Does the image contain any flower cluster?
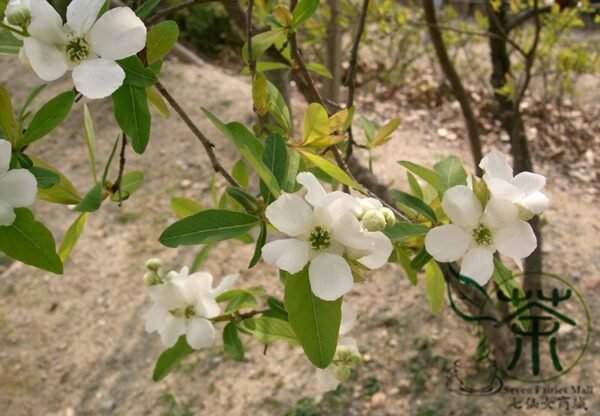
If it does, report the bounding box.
[144,259,238,350]
[13,0,146,99]
[262,172,393,301]
[0,139,37,226]
[315,302,361,390]
[425,150,549,285]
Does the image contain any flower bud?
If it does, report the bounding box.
[6,4,30,27]
[145,258,163,271]
[164,270,179,281]
[380,207,396,228]
[333,365,351,383]
[143,271,162,286]
[361,209,386,232]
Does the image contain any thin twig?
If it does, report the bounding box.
[506,5,552,32]
[247,0,256,76]
[111,132,128,206]
[515,0,542,106]
[154,81,240,187]
[146,0,219,25]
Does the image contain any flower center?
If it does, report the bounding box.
[472,223,493,247]
[65,36,90,63]
[309,226,331,251]
[170,305,196,319]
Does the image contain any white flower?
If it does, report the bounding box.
[425,185,537,285]
[145,267,238,350]
[22,0,146,99]
[262,172,392,301]
[479,149,550,219]
[0,140,37,226]
[316,302,361,390]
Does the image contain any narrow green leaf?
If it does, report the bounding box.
[146,85,170,118]
[383,222,429,242]
[240,317,298,345]
[406,171,423,199]
[266,81,292,133]
[21,90,75,146]
[118,56,157,88]
[83,103,97,182]
[390,245,418,285]
[135,0,161,19]
[306,62,333,78]
[0,208,62,273]
[398,161,443,193]
[390,189,437,223]
[248,222,267,268]
[29,166,59,189]
[410,247,432,270]
[223,322,245,361]
[159,209,260,247]
[112,84,151,154]
[433,155,467,193]
[152,336,194,382]
[0,30,22,55]
[19,83,47,122]
[170,197,203,218]
[0,83,18,143]
[292,0,320,27]
[58,213,89,263]
[30,156,81,204]
[74,182,103,212]
[283,268,341,369]
[260,133,291,203]
[232,159,249,188]
[110,171,144,201]
[424,261,445,315]
[224,291,257,314]
[265,296,288,321]
[298,150,363,191]
[245,29,286,61]
[146,20,179,65]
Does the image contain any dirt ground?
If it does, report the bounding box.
[0,52,598,416]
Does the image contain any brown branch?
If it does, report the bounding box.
[111,132,128,205]
[506,5,552,32]
[515,0,542,106]
[422,0,483,174]
[154,81,240,187]
[246,0,256,76]
[146,0,219,25]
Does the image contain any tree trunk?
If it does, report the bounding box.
[324,0,343,103]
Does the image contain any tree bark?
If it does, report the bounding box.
[324,0,343,103]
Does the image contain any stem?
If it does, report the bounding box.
[146,0,219,24]
[246,0,256,76]
[154,81,240,187]
[0,22,28,37]
[111,133,128,205]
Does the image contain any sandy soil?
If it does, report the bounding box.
[0,54,598,416]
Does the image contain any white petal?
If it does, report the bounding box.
[72,58,125,99]
[512,172,546,195]
[89,7,147,60]
[338,336,359,350]
[0,169,37,207]
[317,191,362,216]
[262,239,309,273]
[212,273,239,296]
[425,224,471,262]
[484,177,523,202]
[339,302,357,335]
[308,253,353,301]
[356,231,392,269]
[495,221,537,261]
[479,149,513,181]
[186,317,216,349]
[297,171,327,206]
[265,193,313,237]
[184,271,213,294]
[519,192,550,216]
[442,185,482,227]
[66,0,104,34]
[0,201,16,226]
[329,212,372,251]
[28,0,66,44]
[359,197,383,212]
[195,295,221,319]
[0,140,11,175]
[481,197,519,230]
[149,281,186,310]
[23,37,68,81]
[158,316,186,348]
[460,247,494,285]
[145,304,169,333]
[316,367,339,391]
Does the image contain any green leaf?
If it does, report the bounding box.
[384,222,429,242]
[245,29,286,61]
[265,296,288,321]
[30,156,81,204]
[248,222,267,268]
[21,90,74,146]
[240,317,298,345]
[135,0,161,19]
[118,56,157,88]
[371,118,400,147]
[266,81,292,133]
[232,159,249,188]
[74,182,103,212]
[170,197,203,218]
[190,243,213,272]
[283,268,341,368]
[112,84,151,154]
[406,171,423,199]
[410,247,432,270]
[398,161,443,193]
[252,72,271,116]
[222,290,258,313]
[260,133,294,203]
[29,166,59,189]
[110,171,144,201]
[146,85,170,118]
[223,322,245,361]
[302,103,330,144]
[152,336,194,382]
[159,209,260,247]
[82,103,98,182]
[240,61,290,74]
[424,261,445,315]
[306,62,332,78]
[298,150,363,191]
[433,155,467,193]
[201,109,281,197]
[292,0,320,27]
[0,30,22,55]
[58,213,89,263]
[0,208,62,273]
[146,20,179,65]
[0,83,18,143]
[19,83,47,122]
[389,245,417,285]
[390,190,437,223]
